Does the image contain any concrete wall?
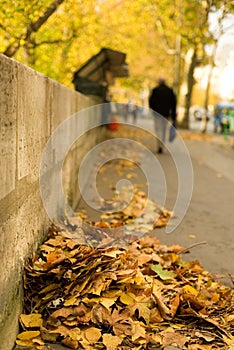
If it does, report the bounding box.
[0,54,104,349]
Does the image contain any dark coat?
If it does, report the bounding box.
[149,83,177,122]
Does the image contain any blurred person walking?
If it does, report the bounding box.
[149,77,177,153]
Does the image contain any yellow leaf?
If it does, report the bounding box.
[131,302,151,324]
[211,293,220,303]
[222,334,234,346]
[126,173,136,179]
[103,250,124,258]
[183,285,198,296]
[32,336,44,346]
[227,314,234,324]
[19,39,25,45]
[64,295,79,306]
[102,290,122,298]
[20,313,43,328]
[216,172,223,178]
[120,293,135,305]
[62,337,79,349]
[131,322,146,341]
[102,333,122,350]
[100,297,117,309]
[17,331,40,340]
[39,283,59,294]
[69,328,82,341]
[16,339,34,347]
[151,333,163,344]
[134,271,147,284]
[84,327,101,344]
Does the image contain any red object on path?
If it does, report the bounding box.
[107,116,119,131]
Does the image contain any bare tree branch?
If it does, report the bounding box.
[25,0,65,38]
[32,39,67,46]
[3,0,65,57]
[30,35,76,47]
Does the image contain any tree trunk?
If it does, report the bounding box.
[180,47,198,129]
[201,41,218,133]
[201,64,212,133]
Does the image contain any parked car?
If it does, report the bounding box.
[193,108,210,121]
[213,102,234,133]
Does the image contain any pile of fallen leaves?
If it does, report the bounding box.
[16,219,234,350]
[80,188,173,247]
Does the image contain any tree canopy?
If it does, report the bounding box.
[0,0,233,116]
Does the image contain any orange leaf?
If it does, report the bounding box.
[84,327,102,344]
[102,333,122,350]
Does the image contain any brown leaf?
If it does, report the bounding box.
[181,293,205,311]
[137,254,152,266]
[113,319,133,337]
[150,307,164,323]
[102,333,123,350]
[62,337,79,349]
[48,325,72,338]
[40,326,60,342]
[38,283,60,295]
[195,331,216,342]
[161,330,188,347]
[51,305,87,319]
[43,251,67,269]
[168,244,184,253]
[45,238,65,247]
[152,292,171,320]
[91,304,111,325]
[169,293,180,317]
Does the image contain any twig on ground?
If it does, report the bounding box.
[178,241,207,254]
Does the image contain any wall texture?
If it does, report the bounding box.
[0,54,104,349]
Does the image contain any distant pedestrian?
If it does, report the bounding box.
[122,103,129,122]
[131,104,138,123]
[127,100,138,123]
[149,77,177,153]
